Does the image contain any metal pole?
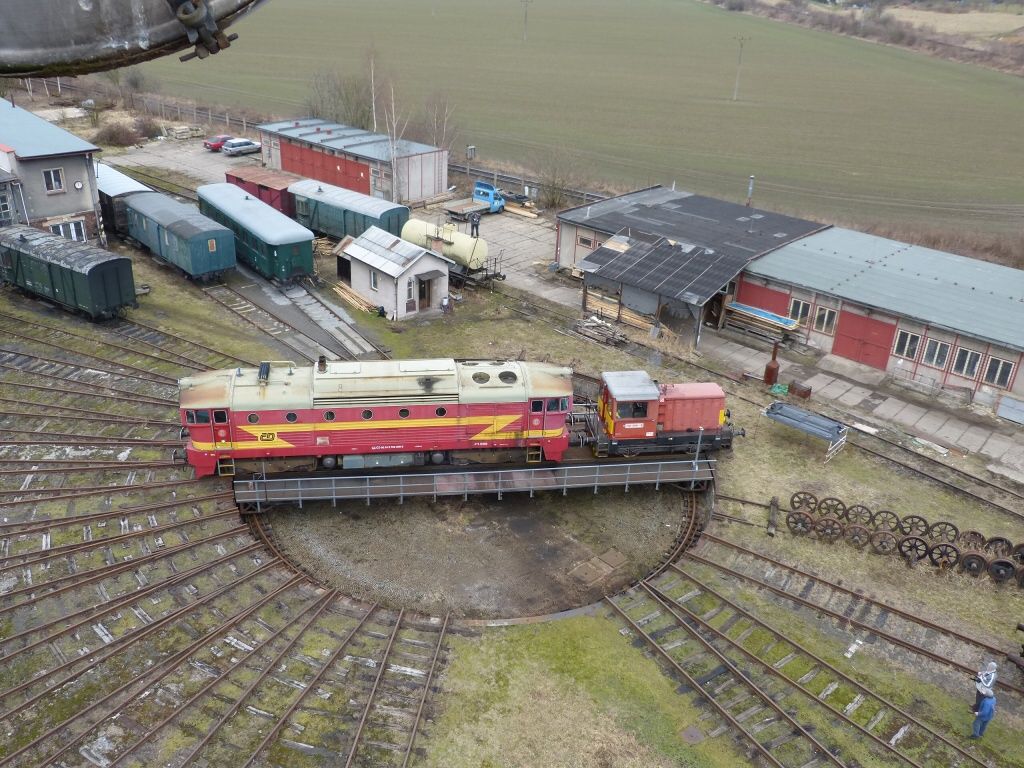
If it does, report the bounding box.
[694,427,704,472]
[732,36,750,102]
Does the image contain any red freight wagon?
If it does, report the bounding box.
[658,382,727,433]
[224,167,303,218]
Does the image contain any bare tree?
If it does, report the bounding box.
[534,149,582,210]
[423,91,457,150]
[306,69,374,129]
[381,83,410,203]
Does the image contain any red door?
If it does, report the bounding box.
[832,311,896,370]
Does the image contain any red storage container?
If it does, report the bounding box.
[657,382,725,432]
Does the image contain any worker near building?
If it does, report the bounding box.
[469,211,481,238]
[972,661,997,713]
[970,691,996,739]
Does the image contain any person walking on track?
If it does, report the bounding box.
[970,691,996,739]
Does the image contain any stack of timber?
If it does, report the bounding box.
[584,291,655,332]
[574,316,628,346]
[505,202,538,218]
[331,281,378,313]
[725,302,797,344]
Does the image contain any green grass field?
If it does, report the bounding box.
[140,0,1024,234]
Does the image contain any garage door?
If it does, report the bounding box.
[735,279,789,316]
[832,311,896,370]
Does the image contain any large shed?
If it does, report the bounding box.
[257,118,448,205]
[337,226,454,320]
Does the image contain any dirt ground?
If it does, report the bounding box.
[266,486,689,619]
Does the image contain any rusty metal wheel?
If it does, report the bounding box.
[985,537,1013,558]
[961,552,989,577]
[870,530,899,555]
[845,505,872,526]
[871,510,900,532]
[959,530,986,549]
[927,521,959,543]
[790,491,818,511]
[1012,543,1024,565]
[989,558,1018,584]
[812,516,845,542]
[899,515,929,537]
[928,542,960,569]
[845,524,871,548]
[817,497,846,518]
[898,535,929,561]
[786,510,814,536]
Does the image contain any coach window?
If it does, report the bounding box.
[323,411,336,421]
[285,412,298,423]
[362,409,373,420]
[531,400,544,413]
[208,239,217,252]
[247,413,259,424]
[435,407,447,417]
[213,410,228,424]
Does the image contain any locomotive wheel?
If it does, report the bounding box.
[786,511,814,536]
[898,514,929,537]
[960,552,989,577]
[984,537,1013,558]
[988,559,1017,584]
[790,491,817,512]
[871,510,900,532]
[927,521,959,543]
[897,535,929,562]
[870,530,899,555]
[928,542,960,569]
[845,505,873,526]
[816,497,846,518]
[959,530,987,550]
[812,516,845,542]
[844,524,871,549]
[1012,543,1024,565]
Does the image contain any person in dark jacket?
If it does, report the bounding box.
[971,692,996,739]
[469,211,481,238]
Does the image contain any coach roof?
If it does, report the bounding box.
[0,225,128,273]
[124,192,231,240]
[197,183,313,245]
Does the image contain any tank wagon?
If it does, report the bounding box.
[0,225,137,319]
[179,358,741,478]
[289,179,410,240]
[123,192,236,280]
[96,162,150,236]
[224,167,303,218]
[401,219,488,272]
[197,183,314,282]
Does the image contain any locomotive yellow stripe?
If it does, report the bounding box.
[189,414,564,451]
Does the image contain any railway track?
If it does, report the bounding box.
[202,284,322,363]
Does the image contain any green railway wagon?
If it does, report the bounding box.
[123,191,236,280]
[288,179,410,240]
[0,225,137,319]
[196,183,314,282]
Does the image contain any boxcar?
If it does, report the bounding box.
[289,179,410,240]
[224,167,303,218]
[0,225,137,319]
[123,191,235,280]
[197,183,314,282]
[95,162,150,236]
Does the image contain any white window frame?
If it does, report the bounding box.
[369,270,379,291]
[43,167,65,194]
[789,298,810,325]
[922,338,950,370]
[983,356,1014,389]
[49,220,86,241]
[813,306,837,335]
[952,347,982,379]
[576,234,594,249]
[406,279,414,301]
[0,192,12,226]
[893,330,920,361]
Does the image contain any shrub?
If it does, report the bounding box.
[93,123,141,147]
[133,116,162,139]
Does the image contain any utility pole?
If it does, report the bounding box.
[522,0,533,42]
[732,36,750,102]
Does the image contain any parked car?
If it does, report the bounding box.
[203,134,233,151]
[221,138,262,157]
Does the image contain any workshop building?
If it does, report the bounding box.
[739,227,1024,412]
[0,100,102,241]
[257,118,447,205]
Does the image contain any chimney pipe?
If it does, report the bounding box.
[763,342,780,386]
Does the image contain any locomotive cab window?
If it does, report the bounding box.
[618,402,648,419]
[531,400,544,413]
[186,410,211,425]
[547,397,568,412]
[213,410,228,424]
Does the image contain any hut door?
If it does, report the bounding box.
[418,278,431,310]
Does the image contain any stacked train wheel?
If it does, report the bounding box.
[785,491,1023,586]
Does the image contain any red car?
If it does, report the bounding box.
[203,134,233,151]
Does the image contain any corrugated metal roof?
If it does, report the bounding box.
[124,191,231,241]
[0,224,128,273]
[0,101,99,158]
[602,371,660,401]
[226,166,303,191]
[342,225,452,278]
[196,183,313,245]
[289,179,408,218]
[745,227,1024,352]
[95,163,150,198]
[559,185,825,260]
[258,118,441,161]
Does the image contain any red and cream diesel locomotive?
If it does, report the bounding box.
[178,358,740,478]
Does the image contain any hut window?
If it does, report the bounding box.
[370,270,379,291]
[953,347,982,379]
[983,356,1013,389]
[922,339,950,370]
[576,235,593,249]
[893,331,920,361]
[789,299,810,325]
[813,307,837,335]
